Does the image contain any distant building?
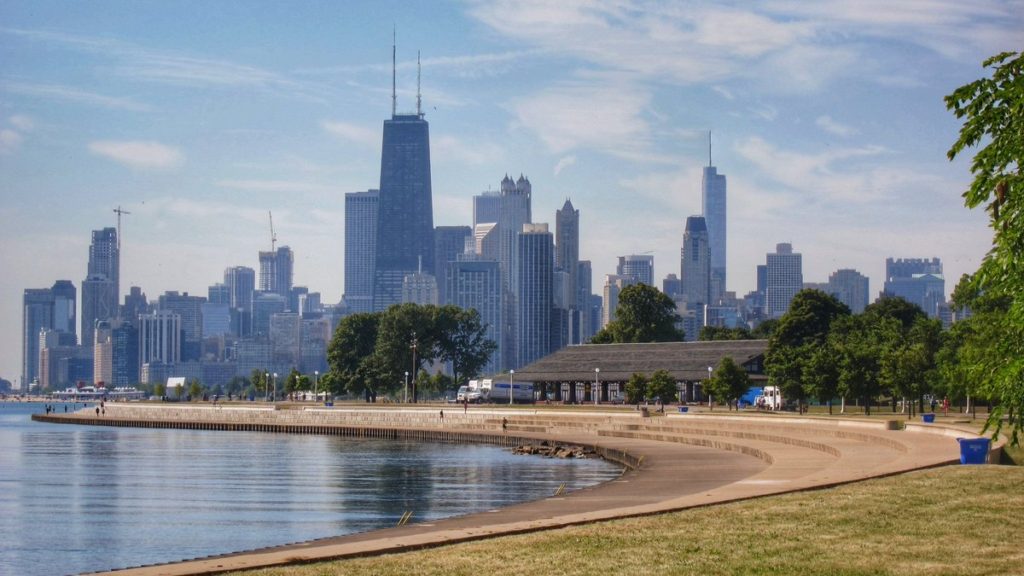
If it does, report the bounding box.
[702,164,727,301]
[445,259,503,374]
[602,274,638,328]
[259,246,294,304]
[93,319,139,387]
[22,281,77,388]
[827,269,870,313]
[224,266,256,314]
[473,190,501,227]
[516,223,553,368]
[344,189,378,314]
[251,293,287,340]
[81,228,119,347]
[139,310,181,368]
[662,274,682,298]
[882,258,945,318]
[577,260,596,342]
[434,226,472,305]
[374,111,435,312]
[617,254,654,288]
[556,199,582,344]
[766,243,803,319]
[402,268,439,306]
[681,216,710,312]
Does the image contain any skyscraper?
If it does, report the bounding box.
[259,246,294,303]
[702,162,727,301]
[373,106,434,311]
[23,288,55,388]
[617,254,654,287]
[766,243,803,319]
[882,257,945,318]
[827,269,870,314]
[434,225,472,305]
[516,223,553,368]
[81,227,119,347]
[344,189,378,314]
[445,259,503,374]
[681,216,710,309]
[555,199,581,344]
[139,309,181,367]
[498,175,532,294]
[473,190,501,227]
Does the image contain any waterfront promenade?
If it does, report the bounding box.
[35,404,985,576]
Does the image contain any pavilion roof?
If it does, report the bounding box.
[507,340,769,383]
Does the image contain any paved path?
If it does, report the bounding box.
[39,405,982,576]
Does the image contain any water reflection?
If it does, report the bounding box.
[1,404,622,575]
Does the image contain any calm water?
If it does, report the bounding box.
[0,402,622,576]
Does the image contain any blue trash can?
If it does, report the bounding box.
[957,438,990,464]
[922,413,935,423]
[678,406,689,413]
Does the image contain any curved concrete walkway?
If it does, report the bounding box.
[39,404,982,576]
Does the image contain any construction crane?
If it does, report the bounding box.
[113,205,131,251]
[268,211,277,252]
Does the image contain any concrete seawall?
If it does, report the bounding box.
[33,404,979,576]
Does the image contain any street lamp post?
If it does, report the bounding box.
[272,373,278,403]
[594,368,600,405]
[264,371,269,402]
[509,370,514,406]
[404,371,409,403]
[707,366,713,410]
[314,370,319,403]
[410,332,418,404]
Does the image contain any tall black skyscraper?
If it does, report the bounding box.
[373,50,434,311]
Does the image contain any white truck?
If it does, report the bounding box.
[757,385,783,410]
[456,381,483,403]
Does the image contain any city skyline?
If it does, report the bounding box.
[2,1,1021,383]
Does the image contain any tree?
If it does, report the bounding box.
[708,357,751,410]
[804,342,841,414]
[592,284,684,343]
[647,369,678,408]
[880,317,942,416]
[946,51,1024,444]
[375,304,440,401]
[625,372,648,405]
[284,368,309,398]
[188,379,203,401]
[327,312,381,397]
[766,289,851,411]
[830,315,898,415]
[434,305,497,388]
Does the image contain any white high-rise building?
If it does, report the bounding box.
[702,160,727,301]
[766,243,803,319]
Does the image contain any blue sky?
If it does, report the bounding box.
[1,1,1021,385]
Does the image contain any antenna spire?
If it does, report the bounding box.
[391,27,397,117]
[417,50,422,117]
[708,130,712,167]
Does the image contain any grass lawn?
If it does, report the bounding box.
[229,465,1022,576]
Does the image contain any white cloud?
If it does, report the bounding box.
[510,77,674,163]
[88,140,183,169]
[321,121,380,149]
[553,155,577,176]
[816,115,858,137]
[0,129,23,154]
[8,115,34,131]
[4,82,152,111]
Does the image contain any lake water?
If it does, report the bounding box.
[0,402,622,575]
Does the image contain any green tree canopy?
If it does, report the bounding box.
[625,372,648,404]
[647,369,678,406]
[326,312,381,397]
[592,283,684,343]
[708,356,751,410]
[946,51,1024,443]
[699,326,754,341]
[766,289,851,409]
[433,305,497,387]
